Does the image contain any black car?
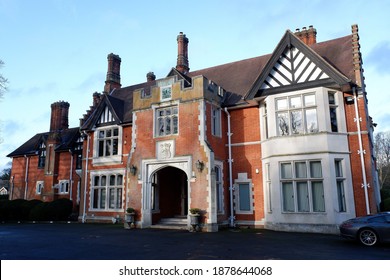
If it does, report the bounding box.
[339,212,390,246]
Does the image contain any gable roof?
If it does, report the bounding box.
[7,127,80,158]
[245,30,352,99]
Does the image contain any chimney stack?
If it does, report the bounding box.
[146,71,156,82]
[50,101,70,132]
[104,53,121,94]
[294,25,317,45]
[176,32,189,74]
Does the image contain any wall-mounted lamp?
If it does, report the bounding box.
[130,165,137,176]
[345,96,354,104]
[195,160,204,172]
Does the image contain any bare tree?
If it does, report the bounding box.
[0,59,8,98]
[374,131,390,189]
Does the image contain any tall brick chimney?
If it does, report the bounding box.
[294,25,317,45]
[104,53,121,94]
[176,32,189,74]
[50,101,70,132]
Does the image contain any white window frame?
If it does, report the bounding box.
[154,105,179,137]
[234,174,253,214]
[58,180,69,194]
[265,163,272,213]
[280,160,325,213]
[93,125,122,165]
[275,93,318,136]
[335,159,347,212]
[36,181,44,195]
[90,171,124,211]
[211,106,222,137]
[328,91,339,132]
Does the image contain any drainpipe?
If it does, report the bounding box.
[24,155,29,200]
[82,132,90,223]
[68,150,73,201]
[353,87,370,215]
[224,108,235,227]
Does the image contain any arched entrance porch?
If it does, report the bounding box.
[150,166,188,224]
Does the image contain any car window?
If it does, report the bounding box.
[369,216,386,223]
[385,215,390,223]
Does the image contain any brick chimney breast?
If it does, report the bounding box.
[176,32,189,74]
[50,101,70,132]
[294,25,317,45]
[104,53,122,94]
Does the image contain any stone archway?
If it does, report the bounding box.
[151,166,188,224]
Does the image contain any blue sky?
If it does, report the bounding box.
[1,0,390,171]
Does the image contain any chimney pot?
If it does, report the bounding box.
[146,72,156,82]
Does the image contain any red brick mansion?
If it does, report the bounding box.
[8,25,380,233]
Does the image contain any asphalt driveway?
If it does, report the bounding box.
[0,223,389,260]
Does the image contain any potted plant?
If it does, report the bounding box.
[124,207,136,229]
[189,208,201,232]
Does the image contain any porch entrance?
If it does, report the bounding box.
[151,166,188,224]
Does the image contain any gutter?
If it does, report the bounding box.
[224,108,235,227]
[68,150,73,201]
[24,155,29,200]
[353,87,370,215]
[81,131,90,223]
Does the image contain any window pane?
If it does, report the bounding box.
[113,128,118,136]
[282,182,294,212]
[93,189,99,208]
[116,188,122,208]
[310,161,322,178]
[330,107,338,132]
[173,116,178,134]
[335,160,343,177]
[106,129,112,137]
[117,175,123,186]
[98,140,104,157]
[101,175,106,186]
[281,163,292,179]
[312,182,325,212]
[105,139,111,156]
[109,188,115,209]
[297,182,309,212]
[94,176,100,186]
[337,181,346,212]
[290,96,301,108]
[112,139,118,155]
[291,111,303,134]
[304,94,316,106]
[276,98,288,110]
[305,108,318,133]
[110,175,116,186]
[165,117,171,134]
[328,92,336,105]
[158,118,164,136]
[98,130,105,139]
[277,112,289,135]
[100,189,106,209]
[238,183,251,211]
[295,162,307,178]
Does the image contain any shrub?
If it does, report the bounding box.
[45,198,73,221]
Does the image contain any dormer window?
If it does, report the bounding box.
[93,125,122,165]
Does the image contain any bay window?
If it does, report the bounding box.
[276,93,318,136]
[281,160,325,213]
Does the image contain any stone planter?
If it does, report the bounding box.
[189,213,201,232]
[124,213,135,229]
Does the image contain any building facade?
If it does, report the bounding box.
[8,25,380,233]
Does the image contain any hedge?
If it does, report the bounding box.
[0,198,73,222]
[380,197,390,212]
